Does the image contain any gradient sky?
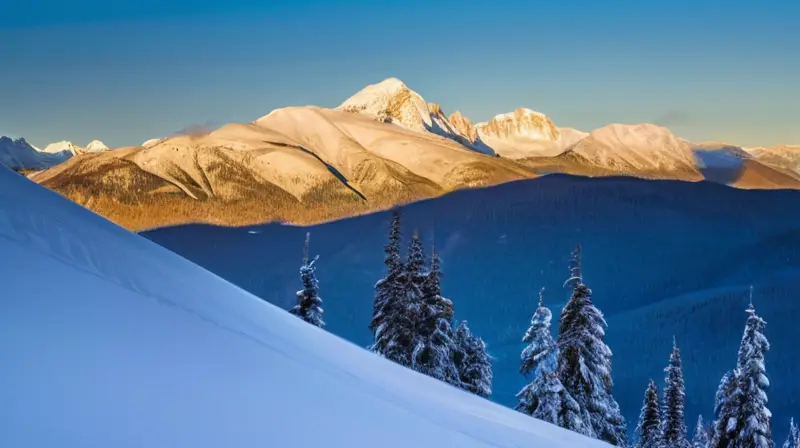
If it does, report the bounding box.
[1,0,798,148]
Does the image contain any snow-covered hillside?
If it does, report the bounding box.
[0,136,72,170]
[145,175,800,443]
[0,165,606,447]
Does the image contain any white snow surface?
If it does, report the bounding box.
[42,140,82,154]
[141,138,162,148]
[85,139,109,152]
[0,166,607,448]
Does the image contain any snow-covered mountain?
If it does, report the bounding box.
[27,76,800,230]
[85,139,109,152]
[142,138,162,148]
[0,136,72,171]
[42,140,83,154]
[43,139,110,155]
[745,145,800,176]
[336,78,494,155]
[475,108,586,158]
[0,163,606,448]
[563,123,702,179]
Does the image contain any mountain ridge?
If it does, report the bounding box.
[21,76,800,230]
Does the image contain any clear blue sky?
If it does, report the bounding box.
[1,0,798,148]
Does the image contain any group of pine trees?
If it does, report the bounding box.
[285,214,798,448]
[515,244,628,446]
[368,212,493,397]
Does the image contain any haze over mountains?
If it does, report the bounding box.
[5,77,799,230]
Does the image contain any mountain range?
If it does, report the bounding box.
[0,137,110,172]
[11,77,800,230]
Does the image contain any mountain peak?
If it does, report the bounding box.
[42,140,81,154]
[85,140,109,152]
[336,78,432,132]
[449,111,478,143]
[477,108,560,141]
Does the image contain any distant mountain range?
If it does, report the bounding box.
[0,137,110,172]
[8,77,800,230]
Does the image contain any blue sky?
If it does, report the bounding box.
[1,0,798,148]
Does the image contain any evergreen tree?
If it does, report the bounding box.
[711,369,744,448]
[557,244,628,447]
[370,211,404,337]
[693,415,711,448]
[411,241,459,385]
[371,230,427,367]
[453,320,493,398]
[634,380,662,448]
[783,419,798,448]
[289,233,325,328]
[712,290,773,448]
[734,299,772,448]
[662,338,689,448]
[516,288,588,433]
[520,288,557,377]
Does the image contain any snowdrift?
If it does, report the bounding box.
[0,165,606,447]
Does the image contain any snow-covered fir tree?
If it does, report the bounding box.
[556,244,628,447]
[411,241,460,385]
[371,230,427,367]
[453,320,493,398]
[711,289,773,448]
[711,369,744,448]
[634,379,662,448]
[520,288,556,376]
[516,288,588,433]
[370,211,404,338]
[783,418,798,448]
[662,338,689,448]
[734,298,772,448]
[289,233,325,328]
[693,415,710,448]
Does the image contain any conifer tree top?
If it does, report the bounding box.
[563,243,583,289]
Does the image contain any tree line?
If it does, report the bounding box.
[286,211,798,448]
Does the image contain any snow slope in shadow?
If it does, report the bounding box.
[144,175,800,442]
[0,166,606,448]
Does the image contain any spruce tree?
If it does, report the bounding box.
[662,338,689,448]
[411,241,459,385]
[557,244,628,446]
[516,288,588,433]
[371,230,427,367]
[712,290,773,448]
[370,211,403,337]
[711,369,743,448]
[734,299,772,448]
[289,233,324,328]
[453,320,493,398]
[783,418,798,448]
[634,380,662,448]
[693,415,710,448]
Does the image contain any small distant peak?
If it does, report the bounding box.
[427,102,443,115]
[374,77,408,90]
[85,140,109,152]
[513,107,547,117]
[449,110,473,124]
